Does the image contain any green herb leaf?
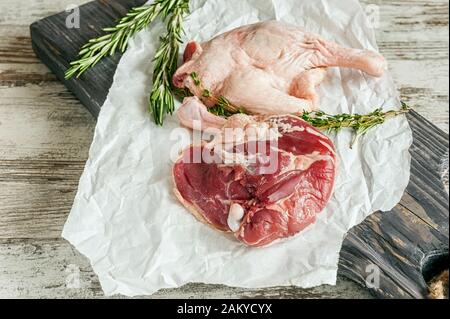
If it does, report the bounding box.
[149,0,190,125]
[65,2,165,79]
[301,104,411,147]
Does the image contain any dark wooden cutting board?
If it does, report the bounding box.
[30,0,449,299]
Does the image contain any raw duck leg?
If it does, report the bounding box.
[173,20,386,115]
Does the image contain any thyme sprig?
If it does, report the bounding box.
[189,72,248,116]
[301,102,410,133]
[189,72,410,146]
[302,102,411,147]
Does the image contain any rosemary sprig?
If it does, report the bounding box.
[65,3,165,79]
[64,1,190,80]
[150,0,190,125]
[65,0,190,125]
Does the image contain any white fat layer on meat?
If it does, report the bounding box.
[219,149,257,166]
[296,151,334,170]
[269,118,306,134]
[204,125,281,166]
[220,122,281,143]
[305,127,327,139]
[276,149,334,175]
[245,124,281,143]
[228,203,245,232]
[207,118,336,168]
[216,143,277,167]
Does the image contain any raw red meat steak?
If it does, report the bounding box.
[173,103,336,247]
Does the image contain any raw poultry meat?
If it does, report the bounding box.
[173,99,336,247]
[173,20,386,115]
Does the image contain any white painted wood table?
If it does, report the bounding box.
[0,0,448,299]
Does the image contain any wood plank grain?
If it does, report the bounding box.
[0,83,95,160]
[0,0,448,299]
[0,160,82,239]
[0,0,90,86]
[0,166,86,240]
[339,111,449,299]
[30,0,148,117]
[0,0,91,27]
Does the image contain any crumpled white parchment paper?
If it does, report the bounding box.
[62,0,413,296]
